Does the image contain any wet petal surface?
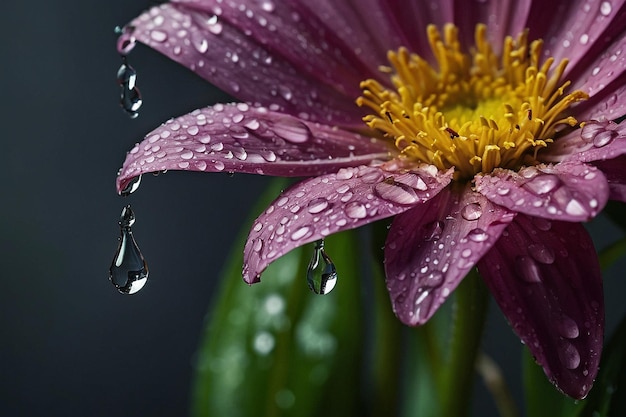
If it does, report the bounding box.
[478,215,604,399]
[592,155,626,201]
[123,3,366,127]
[242,165,453,283]
[475,162,609,221]
[384,185,515,326]
[116,104,391,193]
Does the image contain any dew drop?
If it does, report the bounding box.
[600,1,612,15]
[565,199,587,216]
[345,202,367,219]
[109,205,149,294]
[307,240,338,295]
[374,179,419,205]
[556,315,580,339]
[558,341,581,370]
[307,197,330,214]
[273,118,312,143]
[423,221,444,241]
[592,130,616,147]
[423,271,444,288]
[120,175,142,196]
[150,29,168,42]
[291,226,312,241]
[516,256,542,283]
[524,175,560,195]
[528,243,555,264]
[467,228,488,242]
[461,202,482,221]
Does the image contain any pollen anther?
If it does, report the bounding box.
[356,24,588,180]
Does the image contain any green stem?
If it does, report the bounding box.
[438,269,489,417]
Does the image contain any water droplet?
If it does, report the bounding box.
[273,118,311,143]
[592,130,616,147]
[423,271,444,288]
[261,0,275,12]
[150,29,168,42]
[558,341,581,370]
[307,197,330,214]
[565,199,587,216]
[109,205,149,294]
[307,240,338,295]
[345,202,367,219]
[524,175,560,195]
[291,226,312,241]
[556,315,580,339]
[516,256,542,283]
[467,228,488,242]
[374,179,420,204]
[528,243,555,264]
[120,174,142,196]
[600,1,612,15]
[423,221,444,241]
[461,202,482,221]
[117,57,142,118]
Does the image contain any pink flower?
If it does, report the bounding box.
[115,0,626,398]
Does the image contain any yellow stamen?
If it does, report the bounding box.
[356,24,588,180]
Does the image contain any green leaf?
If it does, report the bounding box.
[522,348,580,417]
[191,178,364,417]
[575,314,626,417]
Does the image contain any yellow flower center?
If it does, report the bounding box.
[357,24,589,181]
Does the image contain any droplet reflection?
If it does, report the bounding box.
[306,240,337,295]
[109,205,149,294]
[117,56,142,118]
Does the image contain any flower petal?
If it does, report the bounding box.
[542,120,626,163]
[384,185,515,326]
[242,165,454,284]
[478,215,604,399]
[475,162,609,221]
[116,104,391,194]
[593,155,626,201]
[527,0,626,81]
[124,3,365,127]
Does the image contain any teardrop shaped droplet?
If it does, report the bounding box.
[120,174,142,196]
[109,205,149,294]
[117,57,142,118]
[306,240,337,295]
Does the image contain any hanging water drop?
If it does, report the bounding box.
[117,56,142,118]
[115,25,137,55]
[120,174,142,196]
[109,205,149,294]
[306,240,337,295]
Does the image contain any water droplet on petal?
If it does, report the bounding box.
[307,240,338,295]
[556,315,580,339]
[600,1,612,15]
[150,29,168,42]
[593,130,616,147]
[467,228,488,242]
[528,243,555,264]
[423,221,444,241]
[345,202,367,219]
[558,341,581,370]
[109,205,149,294]
[273,118,312,143]
[461,202,482,221]
[524,175,560,195]
[307,197,330,214]
[516,256,542,283]
[374,179,420,205]
[565,199,587,216]
[120,175,142,196]
[423,271,444,288]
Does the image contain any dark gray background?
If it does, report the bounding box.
[2,1,625,416]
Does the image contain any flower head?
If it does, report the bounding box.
[116,0,626,398]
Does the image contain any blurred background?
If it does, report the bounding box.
[1,1,625,416]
